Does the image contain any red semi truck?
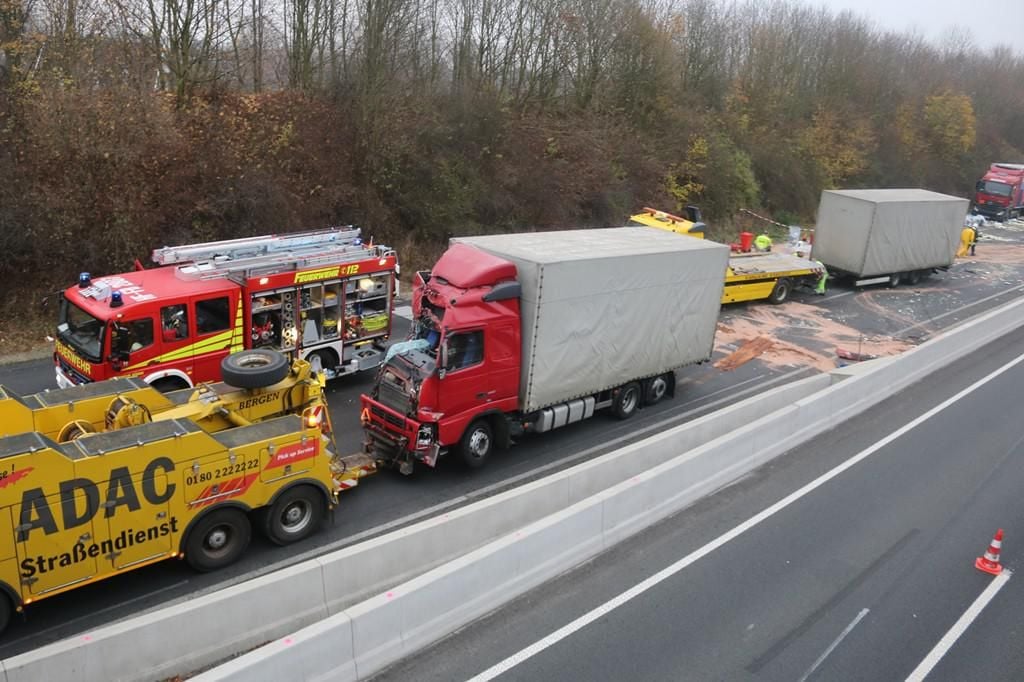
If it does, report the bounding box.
[360,227,728,474]
[972,163,1024,221]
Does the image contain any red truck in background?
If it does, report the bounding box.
[360,227,728,474]
[972,163,1024,221]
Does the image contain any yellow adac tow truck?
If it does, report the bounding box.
[0,350,375,634]
[629,208,824,304]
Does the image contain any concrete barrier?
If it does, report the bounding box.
[1,562,328,682]
[9,297,1024,682]
[191,296,1024,681]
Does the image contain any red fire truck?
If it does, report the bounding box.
[54,227,399,390]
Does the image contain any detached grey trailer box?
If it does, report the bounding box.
[453,227,728,412]
[813,189,969,280]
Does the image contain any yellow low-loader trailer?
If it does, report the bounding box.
[0,350,374,633]
[629,208,824,304]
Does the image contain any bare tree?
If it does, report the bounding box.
[284,0,328,90]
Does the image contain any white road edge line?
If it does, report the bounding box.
[895,283,1024,337]
[904,570,1013,682]
[465,351,1024,682]
[195,369,808,597]
[798,608,870,682]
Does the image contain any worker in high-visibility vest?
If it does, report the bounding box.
[813,260,828,295]
[754,233,772,252]
[957,225,978,257]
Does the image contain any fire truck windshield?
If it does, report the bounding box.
[981,180,1012,197]
[57,298,105,362]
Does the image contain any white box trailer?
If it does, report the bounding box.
[813,189,969,285]
[453,227,729,412]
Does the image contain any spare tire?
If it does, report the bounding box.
[220,350,290,389]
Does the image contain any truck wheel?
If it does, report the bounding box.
[460,419,493,470]
[0,594,12,636]
[768,278,791,304]
[903,270,924,286]
[152,377,189,393]
[220,349,290,389]
[887,273,901,288]
[185,508,251,572]
[307,349,337,377]
[643,374,671,406]
[262,486,325,546]
[613,382,641,419]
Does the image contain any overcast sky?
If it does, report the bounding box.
[812,0,1021,53]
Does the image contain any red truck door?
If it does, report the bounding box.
[437,330,490,436]
[190,293,238,382]
[113,314,159,377]
[154,301,196,386]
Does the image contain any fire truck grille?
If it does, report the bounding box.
[57,357,89,385]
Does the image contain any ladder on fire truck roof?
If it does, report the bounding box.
[151,227,395,281]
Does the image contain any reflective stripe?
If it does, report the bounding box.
[124,328,234,370]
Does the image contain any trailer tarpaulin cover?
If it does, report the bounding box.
[813,189,969,277]
[453,228,728,412]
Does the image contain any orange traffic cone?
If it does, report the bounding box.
[975,529,1004,576]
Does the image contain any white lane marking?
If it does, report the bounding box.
[194,369,810,597]
[469,369,808,500]
[0,580,189,649]
[465,351,1024,682]
[895,284,1024,338]
[798,608,870,682]
[905,570,1013,682]
[677,371,769,407]
[394,305,413,320]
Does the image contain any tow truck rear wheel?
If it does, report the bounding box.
[460,419,494,470]
[613,382,641,419]
[185,508,251,572]
[0,594,11,635]
[768,278,792,304]
[262,486,325,546]
[220,349,290,389]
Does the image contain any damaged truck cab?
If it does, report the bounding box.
[362,244,522,472]
[361,228,728,474]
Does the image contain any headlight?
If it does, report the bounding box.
[416,424,436,447]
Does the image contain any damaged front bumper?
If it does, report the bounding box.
[360,396,441,474]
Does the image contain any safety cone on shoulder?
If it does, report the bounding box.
[975,529,1004,576]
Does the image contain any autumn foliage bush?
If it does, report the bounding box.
[0,0,1022,354]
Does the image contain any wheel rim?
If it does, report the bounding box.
[238,354,273,369]
[279,500,313,535]
[468,428,490,459]
[621,388,638,414]
[650,377,667,402]
[205,525,232,555]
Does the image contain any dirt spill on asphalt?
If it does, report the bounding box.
[715,301,915,373]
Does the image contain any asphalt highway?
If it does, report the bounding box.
[0,224,1022,657]
[372,321,1024,682]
